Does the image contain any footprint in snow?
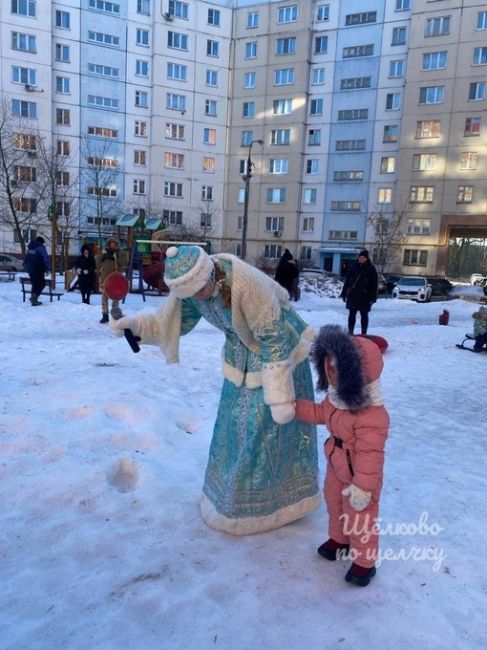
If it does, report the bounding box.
[107,458,139,493]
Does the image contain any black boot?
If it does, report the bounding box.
[345,563,376,587]
[317,539,350,561]
[30,294,42,306]
[100,313,109,324]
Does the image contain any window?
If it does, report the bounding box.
[13,133,37,151]
[133,180,145,194]
[333,170,364,181]
[264,245,283,259]
[345,12,376,26]
[163,209,183,225]
[464,117,481,136]
[134,121,147,136]
[269,159,288,174]
[13,165,37,182]
[12,100,37,119]
[407,219,431,235]
[278,5,298,23]
[469,82,485,101]
[55,10,70,28]
[13,198,37,213]
[410,186,434,202]
[87,186,117,197]
[266,188,286,203]
[412,154,438,171]
[12,0,36,17]
[88,126,118,138]
[241,130,253,146]
[168,32,188,50]
[383,125,399,143]
[377,188,392,204]
[136,60,149,77]
[389,60,404,78]
[329,230,358,241]
[404,250,427,266]
[136,29,149,46]
[12,66,36,86]
[425,16,451,37]
[245,42,257,59]
[247,12,259,28]
[135,91,148,108]
[343,44,374,58]
[200,212,212,228]
[265,217,284,231]
[416,120,441,139]
[314,36,328,54]
[202,157,215,173]
[300,246,312,260]
[271,129,290,145]
[335,139,365,151]
[203,128,216,145]
[208,8,220,26]
[276,37,296,55]
[88,95,119,109]
[89,63,119,78]
[422,51,447,70]
[167,63,187,81]
[308,129,321,145]
[419,86,444,104]
[12,32,36,53]
[386,93,401,110]
[274,68,294,85]
[473,47,487,66]
[57,140,70,156]
[306,159,319,174]
[134,150,146,165]
[244,72,256,89]
[317,5,329,22]
[239,159,249,175]
[56,108,71,126]
[89,0,120,13]
[166,123,184,140]
[380,157,396,173]
[460,152,478,169]
[206,99,217,116]
[164,182,183,198]
[331,201,361,211]
[237,188,246,203]
[310,99,324,115]
[243,102,255,118]
[273,99,292,115]
[206,70,218,87]
[304,188,317,204]
[88,31,119,47]
[202,185,213,200]
[312,68,325,85]
[168,1,188,19]
[87,156,117,168]
[457,186,473,203]
[207,39,219,56]
[56,202,70,218]
[55,43,70,61]
[137,0,150,15]
[302,218,315,233]
[392,27,407,46]
[338,109,368,121]
[477,11,487,30]
[164,152,184,169]
[396,0,410,10]
[341,77,371,90]
[56,76,70,94]
[166,93,186,111]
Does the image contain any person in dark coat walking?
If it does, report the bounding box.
[75,244,96,304]
[275,249,300,301]
[340,250,378,335]
[24,236,49,306]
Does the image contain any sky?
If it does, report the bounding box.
[0,275,486,650]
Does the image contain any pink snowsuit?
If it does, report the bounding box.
[296,337,389,568]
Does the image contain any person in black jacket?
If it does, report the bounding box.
[275,249,300,301]
[340,250,378,335]
[24,236,50,306]
[75,244,96,304]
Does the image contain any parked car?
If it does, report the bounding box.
[470,273,487,287]
[426,277,453,297]
[0,253,23,272]
[384,274,403,296]
[392,276,432,302]
[378,274,387,294]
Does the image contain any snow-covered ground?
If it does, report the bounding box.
[0,276,485,650]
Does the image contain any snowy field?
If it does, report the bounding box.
[0,276,486,650]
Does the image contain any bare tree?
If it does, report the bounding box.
[197,199,218,240]
[366,206,409,275]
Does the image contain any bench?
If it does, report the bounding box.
[20,277,64,302]
[0,270,17,282]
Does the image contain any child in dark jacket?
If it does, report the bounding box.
[75,245,96,304]
[472,306,487,352]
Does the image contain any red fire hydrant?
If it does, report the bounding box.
[439,309,450,326]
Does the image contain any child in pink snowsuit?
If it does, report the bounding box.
[295,325,389,586]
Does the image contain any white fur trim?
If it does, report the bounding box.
[164,249,214,299]
[261,360,295,405]
[328,378,384,410]
[222,360,262,388]
[199,492,320,536]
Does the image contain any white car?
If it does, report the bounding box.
[392,276,432,302]
[0,253,24,272]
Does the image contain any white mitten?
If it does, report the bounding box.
[270,402,295,425]
[341,484,372,512]
[76,268,82,275]
[110,316,139,338]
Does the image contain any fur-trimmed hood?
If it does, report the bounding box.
[311,325,384,410]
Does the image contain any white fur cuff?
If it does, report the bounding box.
[261,360,295,405]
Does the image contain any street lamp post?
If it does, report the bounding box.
[240,139,263,261]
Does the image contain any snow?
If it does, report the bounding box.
[0,277,485,650]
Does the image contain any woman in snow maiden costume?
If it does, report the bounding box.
[112,245,319,535]
[295,325,389,586]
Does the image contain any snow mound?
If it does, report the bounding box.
[300,272,343,299]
